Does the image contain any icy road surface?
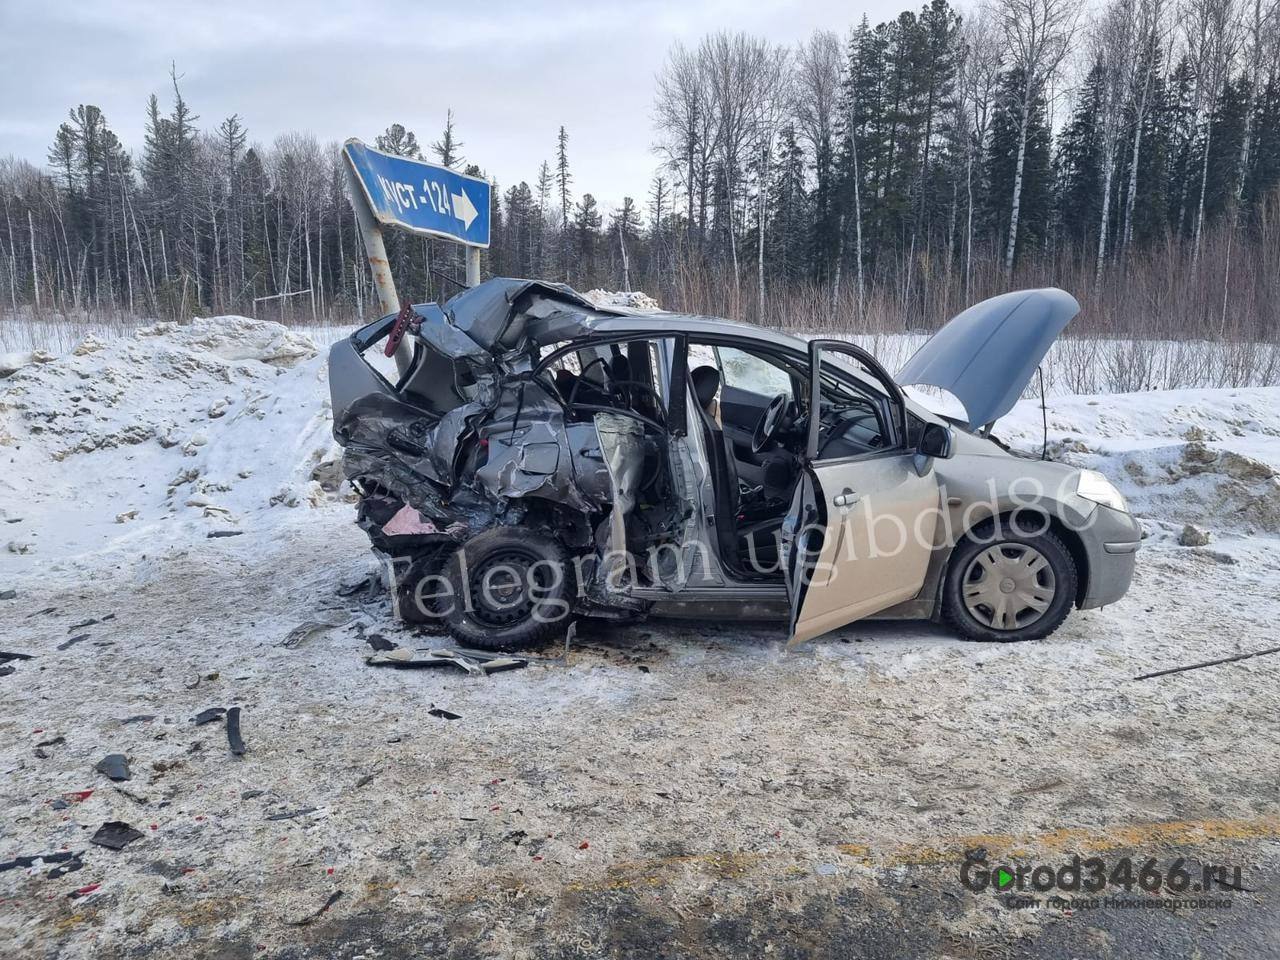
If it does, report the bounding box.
[2,319,1279,958]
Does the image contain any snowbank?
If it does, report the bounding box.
[996,386,1280,538]
[0,317,341,564]
[584,289,661,312]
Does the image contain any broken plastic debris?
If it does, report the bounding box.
[366,647,528,675]
[191,707,226,725]
[57,634,91,651]
[67,883,101,899]
[265,807,319,821]
[91,821,145,851]
[279,612,353,649]
[94,754,131,782]
[427,706,462,720]
[289,889,343,926]
[69,615,113,631]
[226,706,246,755]
[364,633,396,652]
[47,854,85,879]
[0,850,80,873]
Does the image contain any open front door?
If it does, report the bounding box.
[783,341,942,646]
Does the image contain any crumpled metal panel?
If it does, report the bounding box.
[594,412,645,588]
[330,279,652,568]
[446,279,603,353]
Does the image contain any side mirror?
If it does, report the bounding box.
[918,422,954,459]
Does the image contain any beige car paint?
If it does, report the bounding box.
[787,453,942,645]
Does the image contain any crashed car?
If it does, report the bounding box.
[329,279,1139,650]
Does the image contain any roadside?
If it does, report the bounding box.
[1,503,1278,958]
[2,317,1279,958]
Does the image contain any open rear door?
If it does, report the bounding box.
[783,341,942,646]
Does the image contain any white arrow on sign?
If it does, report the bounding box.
[452,188,479,230]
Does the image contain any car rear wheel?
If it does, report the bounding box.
[942,519,1077,643]
[439,527,574,651]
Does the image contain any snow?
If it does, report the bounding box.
[583,289,661,312]
[2,319,1280,955]
[0,317,338,562]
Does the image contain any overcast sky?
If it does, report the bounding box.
[1,0,919,214]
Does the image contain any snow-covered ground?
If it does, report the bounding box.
[2,319,1279,958]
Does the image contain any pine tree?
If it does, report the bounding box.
[1055,62,1106,253]
[556,127,572,280]
[375,124,421,158]
[766,125,809,283]
[431,110,464,168]
[572,192,600,280]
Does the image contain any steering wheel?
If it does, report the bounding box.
[752,393,789,454]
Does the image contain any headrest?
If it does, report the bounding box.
[690,365,721,411]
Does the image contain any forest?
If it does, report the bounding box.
[2,0,1280,347]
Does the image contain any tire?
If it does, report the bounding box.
[394,551,448,625]
[942,517,1077,643]
[438,527,575,651]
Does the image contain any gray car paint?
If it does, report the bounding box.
[896,288,1080,431]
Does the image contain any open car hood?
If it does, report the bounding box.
[896,288,1079,430]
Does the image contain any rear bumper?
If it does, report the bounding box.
[1078,506,1141,609]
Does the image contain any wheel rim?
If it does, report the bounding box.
[465,546,553,628]
[961,542,1056,631]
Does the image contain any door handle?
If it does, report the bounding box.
[832,489,859,507]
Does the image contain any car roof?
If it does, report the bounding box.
[568,311,806,350]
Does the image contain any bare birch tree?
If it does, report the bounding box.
[1091,0,1141,289]
[990,0,1079,279]
[1120,0,1169,258]
[959,10,1003,298]
[753,45,792,317]
[1184,0,1242,266]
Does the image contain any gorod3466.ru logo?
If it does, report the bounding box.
[961,856,1242,894]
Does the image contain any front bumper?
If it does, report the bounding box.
[1078,505,1141,609]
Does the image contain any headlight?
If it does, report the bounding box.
[1075,470,1128,512]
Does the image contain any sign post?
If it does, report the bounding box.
[342,138,492,372]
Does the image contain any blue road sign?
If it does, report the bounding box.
[343,139,491,248]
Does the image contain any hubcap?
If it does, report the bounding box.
[961,543,1056,631]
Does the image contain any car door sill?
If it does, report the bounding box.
[631,583,787,602]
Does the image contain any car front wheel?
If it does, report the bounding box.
[942,519,1077,643]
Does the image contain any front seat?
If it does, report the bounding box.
[688,366,788,575]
